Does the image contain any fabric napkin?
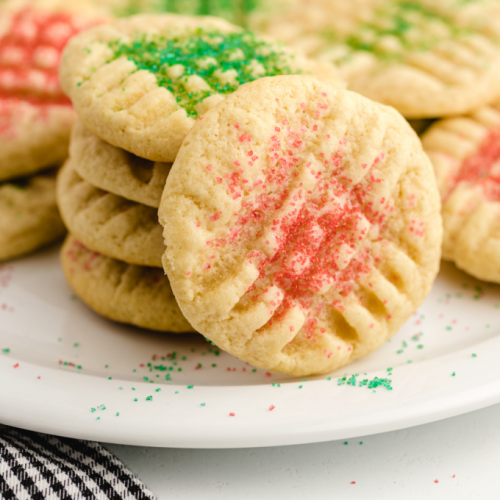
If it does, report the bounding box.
[0,425,156,500]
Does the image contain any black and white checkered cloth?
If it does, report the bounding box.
[0,426,157,500]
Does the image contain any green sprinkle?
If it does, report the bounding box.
[1,348,10,355]
[417,345,423,349]
[187,385,194,389]
[146,396,153,401]
[73,343,79,348]
[451,372,456,377]
[108,377,112,380]
[155,388,161,392]
[212,363,217,367]
[96,417,100,420]
[338,374,393,391]
[175,391,179,394]
[359,441,363,445]
[343,441,348,445]
[134,398,138,402]
[99,404,106,410]
[327,376,331,381]
[386,368,393,372]
[116,412,120,416]
[252,369,257,373]
[298,385,303,389]
[90,408,96,413]
[200,403,206,407]
[108,30,304,119]
[178,368,183,372]
[119,387,123,390]
[472,353,477,358]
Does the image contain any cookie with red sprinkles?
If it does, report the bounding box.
[422,104,500,283]
[0,2,104,181]
[160,75,442,376]
[61,234,194,332]
[59,13,343,163]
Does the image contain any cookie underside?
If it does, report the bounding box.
[70,120,170,208]
[61,234,194,332]
[57,160,164,268]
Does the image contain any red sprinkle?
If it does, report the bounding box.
[451,127,500,201]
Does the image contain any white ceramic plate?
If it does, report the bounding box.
[1,244,500,448]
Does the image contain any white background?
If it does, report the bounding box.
[106,403,500,500]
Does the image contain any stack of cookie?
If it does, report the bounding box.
[57,127,192,332]
[56,13,342,333]
[0,1,104,262]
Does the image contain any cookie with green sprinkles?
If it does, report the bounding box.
[0,170,66,262]
[61,234,194,332]
[59,13,344,162]
[70,120,171,208]
[257,0,500,118]
[57,160,164,267]
[421,102,500,283]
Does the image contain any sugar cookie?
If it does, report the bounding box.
[60,14,344,162]
[61,235,194,332]
[422,103,500,282]
[160,76,442,376]
[70,120,170,208]
[0,4,103,181]
[256,0,500,118]
[0,171,65,261]
[57,160,164,267]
